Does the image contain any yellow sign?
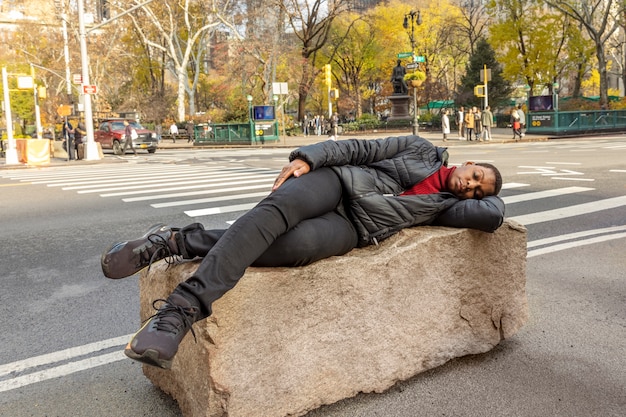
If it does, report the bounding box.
[57,105,73,117]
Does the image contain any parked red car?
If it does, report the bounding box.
[94,119,158,155]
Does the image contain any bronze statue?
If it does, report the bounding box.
[390,60,408,95]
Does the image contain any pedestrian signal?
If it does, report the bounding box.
[330,89,339,99]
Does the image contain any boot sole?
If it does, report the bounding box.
[124,346,173,370]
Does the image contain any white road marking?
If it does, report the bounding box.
[0,351,127,393]
[527,225,626,248]
[0,335,129,377]
[550,177,595,181]
[527,232,626,258]
[509,195,626,225]
[152,191,269,208]
[95,177,274,197]
[185,202,259,217]
[501,187,594,204]
[123,183,272,202]
[501,183,529,189]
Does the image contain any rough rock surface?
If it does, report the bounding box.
[139,220,528,417]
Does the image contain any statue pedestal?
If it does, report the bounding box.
[387,95,411,120]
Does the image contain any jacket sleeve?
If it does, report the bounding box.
[432,195,505,232]
[289,136,431,170]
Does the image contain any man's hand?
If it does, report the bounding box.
[272,159,311,191]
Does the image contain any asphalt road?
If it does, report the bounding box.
[0,136,624,416]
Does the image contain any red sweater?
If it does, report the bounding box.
[400,166,455,195]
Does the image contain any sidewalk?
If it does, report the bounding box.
[1,127,544,169]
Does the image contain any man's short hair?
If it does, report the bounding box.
[476,162,502,195]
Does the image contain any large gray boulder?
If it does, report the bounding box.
[139,220,528,417]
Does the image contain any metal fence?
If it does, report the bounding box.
[193,122,279,145]
[526,109,626,135]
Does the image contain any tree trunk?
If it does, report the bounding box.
[177,68,187,122]
[597,42,609,107]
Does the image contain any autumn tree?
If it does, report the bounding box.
[545,0,626,107]
[487,0,593,100]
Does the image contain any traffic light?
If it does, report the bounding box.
[330,88,339,100]
[324,64,332,86]
[37,86,47,99]
[474,85,485,97]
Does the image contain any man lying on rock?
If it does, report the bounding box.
[102,135,504,370]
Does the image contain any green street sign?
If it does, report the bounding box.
[415,55,426,63]
[397,52,413,59]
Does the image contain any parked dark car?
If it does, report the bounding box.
[94,119,158,155]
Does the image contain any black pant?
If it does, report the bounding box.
[67,136,75,160]
[122,136,137,154]
[175,168,358,318]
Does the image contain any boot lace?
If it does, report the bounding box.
[137,232,180,272]
[147,298,198,342]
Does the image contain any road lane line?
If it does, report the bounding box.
[527,232,626,258]
[0,351,126,393]
[509,195,626,225]
[527,225,626,248]
[90,177,275,196]
[123,183,272,202]
[501,187,594,204]
[152,191,269,208]
[71,172,275,193]
[185,203,258,217]
[551,177,595,181]
[501,183,529,189]
[0,334,130,377]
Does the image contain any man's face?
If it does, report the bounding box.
[447,163,496,200]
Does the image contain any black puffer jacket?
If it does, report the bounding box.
[290,135,505,247]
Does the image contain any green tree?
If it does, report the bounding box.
[456,38,513,109]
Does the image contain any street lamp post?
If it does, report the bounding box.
[403,10,422,136]
[247,95,254,142]
[76,0,99,160]
[552,82,559,111]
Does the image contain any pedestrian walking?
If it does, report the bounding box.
[122,120,138,155]
[511,109,522,141]
[481,106,494,141]
[516,104,526,137]
[464,108,475,141]
[457,106,465,140]
[442,109,450,142]
[169,122,179,143]
[186,120,195,143]
[473,107,482,141]
[62,119,75,160]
